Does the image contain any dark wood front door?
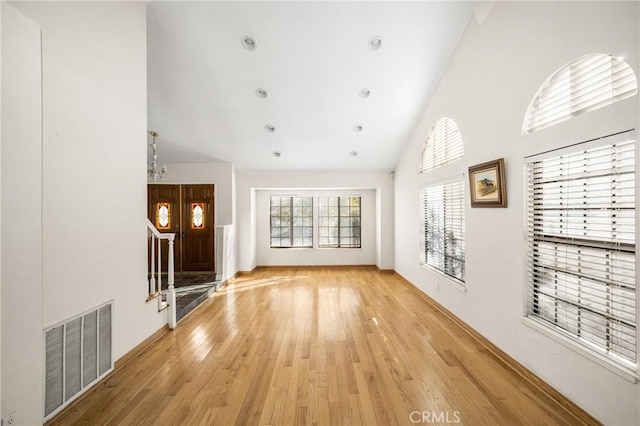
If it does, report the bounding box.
[148,184,181,272]
[147,184,215,272]
[181,184,215,271]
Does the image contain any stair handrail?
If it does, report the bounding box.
[146,219,177,329]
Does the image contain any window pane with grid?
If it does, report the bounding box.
[523,54,638,134]
[270,196,313,248]
[421,181,465,282]
[526,135,636,368]
[318,196,361,248]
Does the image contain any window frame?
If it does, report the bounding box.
[419,179,466,289]
[419,117,465,174]
[318,196,362,249]
[269,196,314,249]
[522,53,638,135]
[523,130,637,378]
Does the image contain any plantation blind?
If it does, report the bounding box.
[421,180,466,282]
[523,54,638,134]
[419,118,464,173]
[526,131,636,367]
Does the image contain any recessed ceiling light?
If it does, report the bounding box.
[359,88,371,98]
[273,151,281,157]
[265,124,275,133]
[255,88,268,98]
[241,36,256,51]
[369,36,382,50]
[350,151,358,157]
[353,125,363,132]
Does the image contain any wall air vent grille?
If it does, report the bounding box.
[44,301,113,420]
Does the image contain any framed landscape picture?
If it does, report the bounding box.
[468,158,507,207]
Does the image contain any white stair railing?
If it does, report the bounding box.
[146,219,177,329]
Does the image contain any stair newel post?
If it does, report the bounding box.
[167,233,177,329]
[157,236,162,293]
[149,233,156,295]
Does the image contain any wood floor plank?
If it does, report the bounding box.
[47,267,598,425]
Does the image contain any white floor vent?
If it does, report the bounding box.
[44,301,113,420]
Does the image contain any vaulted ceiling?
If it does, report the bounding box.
[147,1,475,171]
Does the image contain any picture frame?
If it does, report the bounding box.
[468,158,507,208]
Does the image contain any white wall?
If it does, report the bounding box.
[236,170,394,272]
[231,165,237,276]
[0,0,4,411]
[393,2,639,424]
[1,4,43,423]
[215,225,234,282]
[14,1,165,364]
[6,4,168,422]
[256,189,376,266]
[149,161,234,226]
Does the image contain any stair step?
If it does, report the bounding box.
[175,285,216,322]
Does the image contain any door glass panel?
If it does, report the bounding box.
[156,203,170,229]
[192,203,205,229]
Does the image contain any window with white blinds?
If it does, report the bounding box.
[270,196,313,248]
[421,180,466,283]
[523,54,638,134]
[318,196,362,248]
[419,117,464,173]
[526,131,636,368]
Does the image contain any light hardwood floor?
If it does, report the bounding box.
[50,268,596,425]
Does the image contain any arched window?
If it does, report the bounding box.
[523,53,637,134]
[419,117,464,174]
